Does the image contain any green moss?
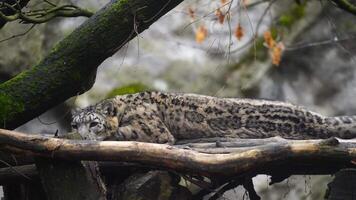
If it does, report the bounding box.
[278,3,306,29]
[279,15,293,28]
[106,83,150,98]
[0,93,24,124]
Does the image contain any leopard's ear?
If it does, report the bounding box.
[102,101,117,117]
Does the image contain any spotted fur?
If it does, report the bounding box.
[71,91,356,143]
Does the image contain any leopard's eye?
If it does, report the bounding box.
[89,121,99,128]
[71,124,78,129]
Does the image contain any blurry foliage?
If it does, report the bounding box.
[278,3,306,29]
[106,83,150,98]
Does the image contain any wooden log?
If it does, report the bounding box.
[0,129,355,178]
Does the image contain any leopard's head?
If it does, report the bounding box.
[71,100,119,140]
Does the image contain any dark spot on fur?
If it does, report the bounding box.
[295,123,306,133]
[227,103,240,114]
[140,123,153,136]
[204,107,214,114]
[315,116,323,124]
[245,116,260,129]
[244,107,256,115]
[131,131,139,139]
[341,117,352,124]
[188,103,198,110]
[226,116,241,129]
[171,99,180,105]
[305,127,317,137]
[185,111,205,123]
[258,121,276,132]
[117,130,126,140]
[207,118,228,131]
[159,127,166,133]
[175,117,181,122]
[341,130,353,139]
[120,116,135,126]
[281,123,293,134]
[159,93,168,99]
[258,105,270,114]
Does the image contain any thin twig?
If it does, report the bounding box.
[0,160,31,180]
[0,24,35,43]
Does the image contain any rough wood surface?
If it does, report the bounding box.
[0,129,356,178]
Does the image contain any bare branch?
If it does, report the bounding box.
[0,24,35,43]
[330,0,356,16]
[0,0,29,28]
[0,2,93,25]
[0,128,355,179]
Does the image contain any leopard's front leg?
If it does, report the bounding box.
[110,112,175,144]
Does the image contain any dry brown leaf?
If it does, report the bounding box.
[271,42,285,66]
[215,8,225,24]
[235,23,244,40]
[188,7,195,19]
[263,31,275,48]
[195,25,208,43]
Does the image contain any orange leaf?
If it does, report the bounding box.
[195,25,208,44]
[221,0,228,4]
[188,7,195,19]
[215,8,225,24]
[263,31,275,48]
[271,42,284,66]
[235,23,244,40]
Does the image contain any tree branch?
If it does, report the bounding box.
[330,0,356,16]
[0,2,93,24]
[0,0,29,29]
[0,0,183,129]
[0,129,355,178]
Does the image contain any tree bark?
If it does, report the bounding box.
[0,129,355,178]
[0,0,183,129]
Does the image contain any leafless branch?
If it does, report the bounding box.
[0,128,355,178]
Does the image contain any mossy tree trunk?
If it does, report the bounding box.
[0,0,183,129]
[0,1,184,199]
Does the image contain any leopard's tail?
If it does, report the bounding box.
[325,116,356,139]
